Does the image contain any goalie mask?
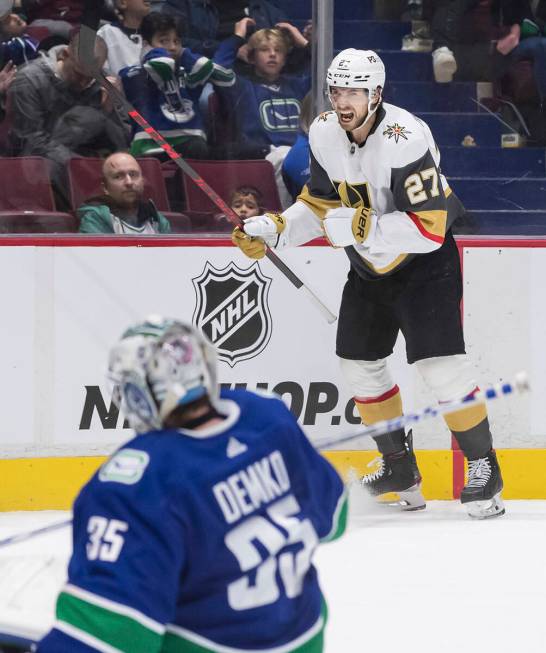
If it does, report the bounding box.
[107,316,218,433]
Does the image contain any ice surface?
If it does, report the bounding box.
[1,492,545,652]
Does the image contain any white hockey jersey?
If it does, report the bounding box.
[277,102,464,278]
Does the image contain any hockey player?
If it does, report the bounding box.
[231,48,505,520]
[36,316,347,653]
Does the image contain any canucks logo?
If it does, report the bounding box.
[260,98,301,132]
[192,262,272,367]
[383,122,411,143]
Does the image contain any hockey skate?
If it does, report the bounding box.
[361,431,426,511]
[460,449,505,519]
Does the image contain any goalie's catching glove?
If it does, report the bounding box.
[323,206,374,247]
[231,213,286,259]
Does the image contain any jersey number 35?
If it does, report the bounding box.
[225,494,319,611]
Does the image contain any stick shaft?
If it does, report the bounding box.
[88,65,336,322]
[0,519,72,549]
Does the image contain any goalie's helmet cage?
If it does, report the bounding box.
[326,49,386,101]
[107,316,218,433]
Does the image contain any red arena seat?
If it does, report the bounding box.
[182,159,283,213]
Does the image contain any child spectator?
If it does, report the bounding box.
[98,0,151,76]
[214,18,310,207]
[79,152,172,234]
[213,185,263,230]
[120,12,234,159]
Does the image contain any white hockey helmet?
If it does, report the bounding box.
[326,48,385,101]
[107,316,218,432]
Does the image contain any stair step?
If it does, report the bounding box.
[459,210,546,235]
[334,20,409,50]
[440,147,545,178]
[448,178,546,211]
[418,112,505,147]
[376,50,433,81]
[385,82,478,113]
[335,0,374,19]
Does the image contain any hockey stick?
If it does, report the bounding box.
[77,3,337,325]
[315,372,530,451]
[0,519,72,549]
[0,374,529,548]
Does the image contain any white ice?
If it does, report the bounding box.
[1,490,545,652]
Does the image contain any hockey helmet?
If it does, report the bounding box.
[326,49,385,102]
[107,316,218,432]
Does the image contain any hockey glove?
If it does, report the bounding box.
[323,206,373,247]
[231,213,286,259]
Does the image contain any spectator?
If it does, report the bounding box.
[230,184,262,219]
[214,19,310,207]
[162,0,286,59]
[431,0,535,83]
[78,152,171,234]
[0,12,39,66]
[213,184,263,228]
[9,30,130,206]
[22,0,84,40]
[282,91,312,201]
[503,2,546,109]
[120,12,234,160]
[98,0,151,77]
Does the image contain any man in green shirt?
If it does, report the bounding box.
[78,152,172,234]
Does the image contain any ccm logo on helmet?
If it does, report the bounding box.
[333,73,351,78]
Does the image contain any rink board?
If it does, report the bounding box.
[0,235,544,507]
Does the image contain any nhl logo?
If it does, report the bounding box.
[192,262,272,367]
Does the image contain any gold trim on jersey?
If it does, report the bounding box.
[411,209,447,238]
[444,186,452,197]
[333,181,372,210]
[297,184,341,220]
[359,252,409,275]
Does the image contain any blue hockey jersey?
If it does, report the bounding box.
[37,389,347,653]
[213,36,311,151]
[120,47,235,156]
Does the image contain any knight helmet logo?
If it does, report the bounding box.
[192,262,272,367]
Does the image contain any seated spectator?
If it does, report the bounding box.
[162,0,286,59]
[214,184,263,229]
[281,91,311,201]
[120,12,234,160]
[214,18,310,207]
[0,12,39,65]
[430,0,535,83]
[8,30,130,206]
[98,0,150,76]
[79,151,171,233]
[22,0,84,40]
[504,4,546,109]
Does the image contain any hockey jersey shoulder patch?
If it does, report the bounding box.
[382,121,412,143]
[99,448,150,485]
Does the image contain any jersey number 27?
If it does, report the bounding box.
[225,494,319,611]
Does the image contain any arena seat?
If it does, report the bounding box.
[67,157,191,232]
[0,157,76,232]
[0,212,78,233]
[182,159,283,213]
